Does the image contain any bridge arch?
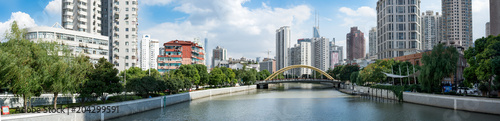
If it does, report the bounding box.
[265,65,334,80]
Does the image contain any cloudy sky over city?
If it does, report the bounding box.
[0,0,491,61]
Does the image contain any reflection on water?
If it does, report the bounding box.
[110,83,500,121]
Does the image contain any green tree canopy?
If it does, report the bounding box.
[419,44,459,93]
[464,35,500,95]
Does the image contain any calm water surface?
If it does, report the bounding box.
[110,84,500,121]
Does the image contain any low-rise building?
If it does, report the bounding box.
[157,40,204,73]
[26,26,109,64]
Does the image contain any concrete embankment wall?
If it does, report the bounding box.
[353,86,500,115]
[2,85,256,121]
[404,92,500,115]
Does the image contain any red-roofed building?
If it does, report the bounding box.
[157,40,204,73]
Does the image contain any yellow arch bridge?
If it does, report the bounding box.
[256,65,340,89]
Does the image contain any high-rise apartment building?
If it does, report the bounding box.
[312,37,330,71]
[346,27,366,60]
[276,26,290,71]
[289,41,312,76]
[140,34,159,71]
[441,0,472,50]
[105,0,139,71]
[491,0,500,36]
[376,0,421,59]
[486,22,491,36]
[421,10,441,50]
[329,40,344,69]
[212,46,228,68]
[62,0,102,34]
[204,38,209,67]
[259,59,276,73]
[157,40,204,73]
[369,27,377,57]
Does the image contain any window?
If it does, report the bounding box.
[396,6,405,13]
[126,28,129,31]
[126,35,129,38]
[126,56,129,59]
[387,6,393,13]
[125,42,129,45]
[132,28,136,31]
[388,15,394,22]
[409,15,416,22]
[126,8,129,11]
[126,48,129,52]
[126,1,129,5]
[388,24,394,31]
[396,15,405,22]
[410,41,416,48]
[409,23,417,30]
[410,32,417,39]
[397,24,405,31]
[388,32,393,40]
[132,8,136,11]
[126,21,129,25]
[398,32,406,40]
[398,41,405,49]
[397,0,405,5]
[409,0,416,4]
[409,6,416,13]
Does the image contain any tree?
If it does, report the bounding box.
[258,70,271,81]
[119,67,146,81]
[464,35,500,96]
[127,76,158,97]
[242,69,258,85]
[0,21,43,112]
[209,67,225,87]
[419,44,459,93]
[193,64,209,88]
[81,58,123,103]
[220,67,235,86]
[339,65,360,82]
[178,65,200,88]
[330,65,344,80]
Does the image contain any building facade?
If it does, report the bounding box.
[490,0,500,36]
[312,37,330,71]
[329,39,344,69]
[369,27,377,57]
[62,0,102,34]
[276,26,291,72]
[289,41,312,76]
[103,0,139,71]
[421,10,441,51]
[441,0,472,50]
[376,0,421,59]
[157,40,205,73]
[26,26,109,64]
[140,34,159,71]
[204,38,209,67]
[486,22,491,36]
[212,46,228,68]
[346,27,366,60]
[259,58,276,73]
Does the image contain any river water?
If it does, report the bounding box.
[110,84,500,121]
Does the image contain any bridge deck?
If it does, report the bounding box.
[257,79,340,84]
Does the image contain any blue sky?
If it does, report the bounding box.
[0,0,491,63]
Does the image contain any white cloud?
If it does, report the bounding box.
[0,12,37,41]
[140,0,174,6]
[44,0,61,16]
[339,6,376,17]
[141,0,311,59]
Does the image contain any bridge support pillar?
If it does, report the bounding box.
[257,84,268,89]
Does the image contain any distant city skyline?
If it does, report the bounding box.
[0,0,491,60]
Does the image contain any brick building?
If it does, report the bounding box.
[157,40,204,73]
